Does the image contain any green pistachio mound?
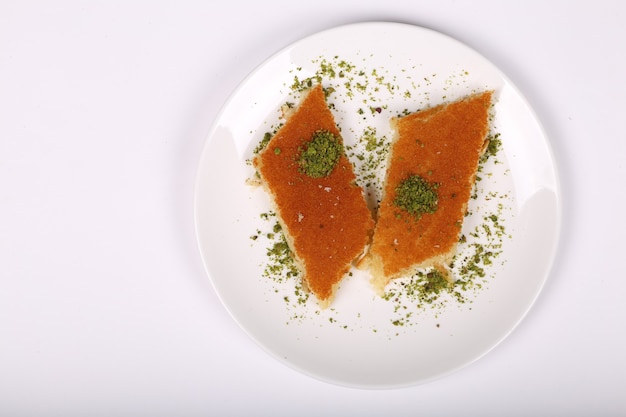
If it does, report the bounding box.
[298,130,343,178]
[393,174,439,219]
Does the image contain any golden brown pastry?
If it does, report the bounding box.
[254,84,374,307]
[366,91,493,292]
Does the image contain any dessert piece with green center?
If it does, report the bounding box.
[253,84,374,308]
[366,91,493,293]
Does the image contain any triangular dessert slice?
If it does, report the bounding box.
[253,84,374,308]
[366,91,493,293]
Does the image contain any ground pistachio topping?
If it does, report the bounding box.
[393,175,439,219]
[253,132,273,155]
[298,130,343,178]
[480,132,502,164]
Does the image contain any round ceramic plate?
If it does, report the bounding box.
[194,22,560,388]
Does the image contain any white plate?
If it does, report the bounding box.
[194,22,561,388]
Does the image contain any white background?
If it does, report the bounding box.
[1,1,624,416]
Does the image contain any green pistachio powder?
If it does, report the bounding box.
[247,56,510,332]
[297,130,343,178]
[393,175,439,220]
